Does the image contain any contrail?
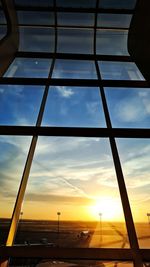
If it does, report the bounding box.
[32,157,90,198]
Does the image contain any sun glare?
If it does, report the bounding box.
[89,196,123,221]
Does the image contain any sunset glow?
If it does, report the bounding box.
[88,197,123,221]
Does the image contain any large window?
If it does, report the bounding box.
[0,0,149,266]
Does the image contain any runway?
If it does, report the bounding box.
[89,222,129,248]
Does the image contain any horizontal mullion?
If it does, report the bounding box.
[9,6,134,14]
[16,52,132,62]
[0,126,150,138]
[0,78,149,88]
[1,247,150,261]
[16,24,129,31]
[0,247,133,260]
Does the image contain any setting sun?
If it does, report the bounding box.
[88,196,123,221]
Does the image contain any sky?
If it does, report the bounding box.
[0,0,150,227]
[0,134,150,224]
[0,77,150,223]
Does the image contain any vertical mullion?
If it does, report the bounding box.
[0,0,19,77]
[93,1,143,266]
[6,0,58,247]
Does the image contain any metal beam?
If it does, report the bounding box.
[0,247,150,261]
[0,0,19,77]
[8,6,134,14]
[0,126,150,138]
[0,247,133,261]
[16,52,132,61]
[0,77,149,87]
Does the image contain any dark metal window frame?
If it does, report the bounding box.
[0,1,150,267]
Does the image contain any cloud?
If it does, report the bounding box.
[126,177,150,188]
[86,101,99,115]
[138,90,150,114]
[25,193,94,206]
[0,88,4,93]
[114,89,150,123]
[1,134,149,214]
[116,139,150,189]
[56,86,74,98]
[0,136,32,201]
[115,98,144,122]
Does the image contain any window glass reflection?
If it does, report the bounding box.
[105,88,150,128]
[99,62,145,80]
[0,136,32,245]
[0,85,44,125]
[42,87,106,127]
[58,13,94,27]
[15,0,53,7]
[57,0,95,8]
[99,0,136,9]
[96,30,129,55]
[53,59,97,79]
[116,138,150,248]
[98,14,132,29]
[4,58,51,78]
[7,260,135,267]
[58,28,93,54]
[18,11,54,25]
[0,6,7,39]
[19,27,55,52]
[16,137,129,248]
[0,10,7,24]
[0,26,7,39]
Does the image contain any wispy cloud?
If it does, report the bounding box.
[115,98,144,122]
[56,86,74,98]
[25,193,94,205]
[86,102,99,115]
[114,89,150,123]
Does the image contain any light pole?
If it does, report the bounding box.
[99,212,102,245]
[57,212,61,246]
[147,213,150,225]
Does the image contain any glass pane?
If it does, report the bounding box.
[0,10,7,24]
[15,0,53,7]
[117,138,150,248]
[0,85,44,125]
[98,14,132,29]
[96,30,129,55]
[99,262,133,267]
[0,4,7,38]
[4,58,51,78]
[18,11,54,25]
[52,59,97,79]
[105,88,150,128]
[57,0,95,8]
[99,0,137,9]
[8,259,134,267]
[19,27,55,52]
[99,62,145,80]
[0,25,7,39]
[58,28,93,54]
[0,136,31,245]
[58,13,94,26]
[42,87,106,127]
[16,137,129,249]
